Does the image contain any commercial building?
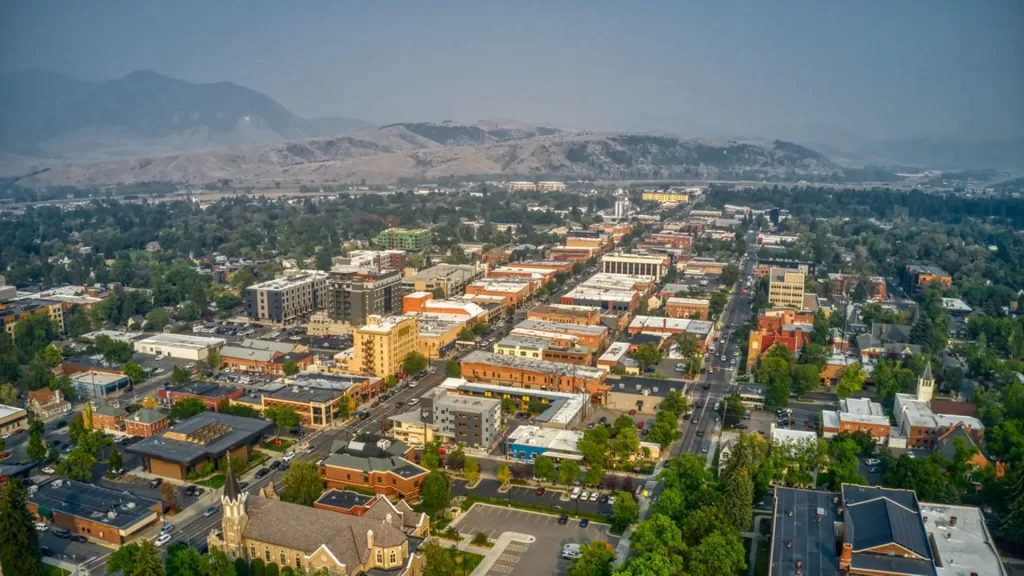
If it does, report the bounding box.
[391,389,503,450]
[70,370,131,398]
[0,404,28,435]
[560,285,639,313]
[548,246,598,262]
[494,335,593,366]
[756,233,800,246]
[508,424,660,463]
[626,316,714,345]
[162,382,244,412]
[283,372,383,409]
[512,319,608,350]
[401,292,488,322]
[323,269,404,328]
[376,227,431,251]
[605,376,687,415]
[0,298,67,336]
[219,345,314,376]
[904,264,953,293]
[262,381,353,430]
[641,190,690,203]
[465,278,533,309]
[26,479,162,545]
[26,388,72,418]
[407,312,463,360]
[768,267,806,309]
[127,412,273,480]
[566,230,614,255]
[124,408,170,438]
[647,232,694,250]
[768,484,1005,576]
[321,434,429,501]
[347,315,420,378]
[894,366,985,449]
[596,342,636,374]
[244,270,329,325]
[133,333,225,361]
[90,402,127,432]
[828,273,887,300]
[756,259,816,278]
[401,264,483,297]
[527,303,603,326]
[333,250,407,272]
[211,465,426,575]
[821,398,891,442]
[601,252,670,281]
[664,297,711,320]
[460,350,609,395]
[433,378,586,429]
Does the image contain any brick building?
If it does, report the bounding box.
[821,398,891,443]
[664,297,711,320]
[27,479,162,545]
[124,408,170,438]
[527,303,603,326]
[459,350,609,395]
[320,435,429,501]
[161,382,244,411]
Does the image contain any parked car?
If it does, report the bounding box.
[282,451,296,463]
[580,491,590,501]
[736,423,748,430]
[628,409,637,416]
[535,487,545,496]
[53,528,71,539]
[160,524,175,535]
[34,522,49,532]
[864,458,881,466]
[269,461,282,470]
[41,466,56,475]
[607,496,616,506]
[155,534,172,547]
[558,514,569,525]
[570,487,581,500]
[579,518,589,528]
[598,494,609,504]
[254,467,270,479]
[70,534,87,543]
[589,492,599,502]
[40,546,54,557]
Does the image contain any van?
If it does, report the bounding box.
[570,487,582,500]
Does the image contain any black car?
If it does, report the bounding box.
[54,420,68,429]
[736,423,748,430]
[70,534,88,543]
[41,546,54,557]
[238,482,250,491]
[598,494,609,504]
[269,461,282,470]
[53,528,71,539]
[558,514,569,525]
[254,467,270,479]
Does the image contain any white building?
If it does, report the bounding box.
[133,333,225,361]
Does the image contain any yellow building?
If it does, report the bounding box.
[388,412,435,446]
[348,315,420,378]
[642,191,689,203]
[410,313,464,360]
[1,299,67,337]
[768,267,806,309]
[493,335,546,359]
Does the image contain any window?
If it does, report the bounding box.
[250,544,256,558]
[390,550,397,564]
[376,549,384,564]
[265,548,271,561]
[295,555,301,569]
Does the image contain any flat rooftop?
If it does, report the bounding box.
[287,372,374,391]
[70,371,127,386]
[433,393,501,413]
[515,319,607,337]
[562,286,636,302]
[403,264,480,282]
[461,350,606,380]
[357,315,413,334]
[82,330,145,343]
[29,478,161,531]
[268,385,345,404]
[531,303,600,315]
[919,502,1006,576]
[0,404,27,420]
[598,342,630,363]
[315,489,376,511]
[666,297,710,306]
[134,333,225,350]
[629,316,714,336]
[507,425,583,455]
[770,488,842,576]
[126,412,273,466]
[248,270,328,291]
[496,335,552,349]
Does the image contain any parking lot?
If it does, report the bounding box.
[453,504,619,576]
[453,479,616,517]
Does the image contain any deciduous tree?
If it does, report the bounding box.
[533,455,556,483]
[610,492,639,532]
[281,462,324,507]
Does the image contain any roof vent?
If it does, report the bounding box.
[950,516,957,527]
[786,539,792,549]
[787,508,794,517]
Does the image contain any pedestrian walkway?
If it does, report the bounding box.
[439,530,536,576]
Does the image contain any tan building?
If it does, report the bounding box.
[527,303,603,326]
[664,297,711,320]
[348,315,420,378]
[768,267,806,309]
[1,298,67,337]
[0,404,29,435]
[211,464,426,576]
[601,253,671,281]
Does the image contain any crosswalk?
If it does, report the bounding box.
[488,543,529,575]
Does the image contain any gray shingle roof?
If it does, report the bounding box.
[842,485,931,559]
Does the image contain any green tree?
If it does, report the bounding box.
[458,327,476,341]
[165,543,205,576]
[836,362,866,399]
[533,455,556,483]
[445,360,461,377]
[421,540,456,576]
[632,343,663,371]
[402,351,428,375]
[999,466,1024,544]
[205,347,222,372]
[629,513,686,559]
[40,344,63,367]
[108,448,124,473]
[569,541,615,576]
[0,480,45,576]
[672,333,700,358]
[171,364,191,385]
[758,356,792,408]
[557,460,580,486]
[125,541,167,576]
[144,308,170,331]
[790,363,821,397]
[234,557,250,576]
[68,412,87,444]
[720,467,754,531]
[610,491,640,532]
[584,464,605,487]
[685,529,747,576]
[496,464,512,488]
[107,542,143,574]
[205,549,237,576]
[720,264,740,287]
[472,322,491,336]
[797,342,828,370]
[464,456,480,484]
[811,309,832,345]
[249,558,265,576]
[421,442,441,471]
[612,426,640,462]
[577,425,611,468]
[263,405,301,437]
[123,361,146,384]
[58,447,97,481]
[281,461,324,507]
[421,471,451,516]
[169,398,207,422]
[282,360,300,377]
[26,429,47,461]
[0,382,19,406]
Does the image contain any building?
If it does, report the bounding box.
[756,233,800,246]
[507,425,585,461]
[942,297,973,318]
[262,383,353,430]
[527,303,602,326]
[283,372,382,409]
[0,298,68,337]
[211,464,426,575]
[460,350,609,395]
[646,232,694,250]
[507,181,537,191]
[124,408,170,438]
[894,366,985,449]
[465,278,533,309]
[641,190,690,203]
[321,434,429,501]
[391,389,503,450]
[163,381,244,412]
[244,271,329,325]
[494,335,593,366]
[605,376,687,414]
[664,297,711,320]
[376,227,431,251]
[933,422,1001,477]
[70,370,131,398]
[127,412,273,480]
[828,273,887,300]
[548,246,598,262]
[821,398,891,442]
[596,342,636,374]
[768,484,1005,576]
[905,264,953,294]
[401,264,483,297]
[312,491,428,537]
[90,402,127,432]
[347,315,419,378]
[432,378,586,429]
[626,316,714,346]
[756,259,816,278]
[601,253,670,281]
[219,345,314,376]
[855,323,921,361]
[746,315,815,371]
[560,285,639,313]
[407,312,464,360]
[26,388,72,418]
[26,479,162,545]
[133,333,225,361]
[333,250,407,272]
[0,404,28,435]
[768,267,806,309]
[323,269,405,328]
[401,292,488,323]
[537,181,566,191]
[512,319,608,350]
[771,425,819,447]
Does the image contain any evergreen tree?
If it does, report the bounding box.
[720,467,754,531]
[0,481,45,576]
[1000,466,1024,543]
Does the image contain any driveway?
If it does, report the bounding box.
[453,504,619,576]
[37,529,109,566]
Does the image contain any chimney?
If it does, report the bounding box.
[385,513,392,525]
[795,559,803,575]
[950,516,957,527]
[839,542,853,570]
[786,539,792,549]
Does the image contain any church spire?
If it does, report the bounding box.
[223,456,241,502]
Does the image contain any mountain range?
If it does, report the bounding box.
[0,70,1020,189]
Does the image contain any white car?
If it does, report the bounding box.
[588,492,599,502]
[41,466,56,475]
[570,488,581,500]
[607,496,616,505]
[34,522,49,532]
[1,432,11,440]
[907,452,916,459]
[282,451,296,463]
[864,458,881,466]
[154,533,172,547]
[580,491,590,501]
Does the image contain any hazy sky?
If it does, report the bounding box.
[2,0,1021,141]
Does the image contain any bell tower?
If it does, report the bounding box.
[916,362,934,403]
[219,458,249,557]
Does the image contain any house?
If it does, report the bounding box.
[90,402,127,432]
[933,422,1002,478]
[124,408,171,438]
[320,434,429,501]
[26,388,72,418]
[855,323,920,361]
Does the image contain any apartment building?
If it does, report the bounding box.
[904,264,953,293]
[507,181,537,191]
[347,315,419,378]
[460,350,609,395]
[641,190,689,203]
[768,267,806,309]
[1,298,67,337]
[244,270,329,325]
[375,227,431,251]
[401,264,483,297]
[821,397,892,443]
[828,273,887,300]
[333,249,406,272]
[601,252,670,281]
[323,269,404,327]
[537,181,566,191]
[755,259,816,278]
[422,389,503,449]
[664,297,711,320]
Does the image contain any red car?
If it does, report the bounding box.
[636,421,645,430]
[535,487,545,496]
[628,409,637,416]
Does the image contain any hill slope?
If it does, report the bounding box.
[0,70,372,158]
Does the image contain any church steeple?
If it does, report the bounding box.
[916,362,935,403]
[219,456,249,557]
[223,455,241,502]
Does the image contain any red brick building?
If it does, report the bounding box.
[124,408,170,438]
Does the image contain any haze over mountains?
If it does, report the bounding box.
[1,70,1020,189]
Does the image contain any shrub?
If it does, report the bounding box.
[250,559,265,576]
[265,563,279,576]
[471,532,489,546]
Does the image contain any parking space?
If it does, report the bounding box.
[37,528,109,564]
[454,504,619,576]
[453,479,615,517]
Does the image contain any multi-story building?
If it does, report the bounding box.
[756,233,800,246]
[401,264,483,297]
[548,246,598,262]
[459,350,609,395]
[0,404,29,435]
[626,316,714,347]
[464,278,533,309]
[494,335,593,366]
[161,381,244,411]
[322,269,404,329]
[0,298,67,337]
[768,267,806,309]
[894,365,985,449]
[219,345,314,376]
[601,252,670,280]
[560,285,639,313]
[333,250,407,272]
[244,270,329,325]
[26,388,72,418]
[124,408,170,438]
[262,385,351,430]
[407,313,464,360]
[487,265,559,288]
[745,311,815,370]
[401,293,488,323]
[664,297,711,320]
[904,264,953,293]
[418,389,502,449]
[375,227,431,252]
[507,181,537,191]
[536,181,566,191]
[527,303,603,326]
[641,190,689,203]
[821,397,891,443]
[647,232,694,250]
[134,333,226,361]
[89,402,127,432]
[755,259,816,278]
[347,315,419,378]
[828,273,887,300]
[320,434,429,500]
[512,319,608,350]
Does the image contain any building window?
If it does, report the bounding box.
[390,550,397,564]
[295,555,301,569]
[250,544,256,558]
[265,548,271,561]
[376,549,384,564]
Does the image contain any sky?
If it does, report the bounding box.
[2,0,1021,143]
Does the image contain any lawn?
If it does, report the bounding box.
[261,438,296,452]
[197,474,226,488]
[43,565,70,576]
[434,547,483,576]
[754,538,771,576]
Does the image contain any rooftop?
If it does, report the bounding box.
[247,270,328,291]
[173,381,237,398]
[433,392,501,413]
[286,372,374,392]
[220,345,277,363]
[268,384,345,404]
[496,335,552,350]
[70,371,128,386]
[467,279,532,293]
[81,330,146,343]
[356,315,414,335]
[515,319,608,337]
[908,264,951,277]
[507,425,583,457]
[403,264,481,283]
[607,376,686,398]
[28,478,161,531]
[770,487,842,576]
[134,332,225,350]
[437,378,585,425]
[315,489,376,511]
[629,316,714,336]
[0,404,27,420]
[126,412,273,466]
[531,303,600,316]
[461,350,606,380]
[127,408,167,425]
[323,434,428,478]
[839,398,890,426]
[562,286,636,303]
[919,502,1006,576]
[666,297,711,306]
[598,342,631,363]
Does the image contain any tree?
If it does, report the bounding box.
[790,364,820,397]
[26,429,47,461]
[496,464,512,488]
[1000,466,1024,544]
[584,464,605,487]
[610,491,640,532]
[282,360,300,377]
[629,513,685,558]
[144,308,170,331]
[205,549,237,576]
[445,360,461,377]
[659,390,689,416]
[421,442,441,471]
[612,426,641,462]
[40,344,63,367]
[280,461,324,507]
[169,398,207,422]
[0,480,45,576]
[108,447,124,473]
[263,405,301,437]
[165,543,206,576]
[421,540,456,576]
[458,327,476,341]
[0,382,19,406]
[672,333,699,358]
[206,347,222,372]
[709,291,729,318]
[107,542,143,575]
[464,456,480,484]
[130,541,166,576]
[836,362,866,399]
[758,356,791,408]
[577,425,611,468]
[57,447,97,480]
[685,529,747,576]
[720,467,754,531]
[249,558,265,576]
[421,471,451,516]
[68,412,87,443]
[123,361,146,384]
[811,309,832,346]
[851,280,869,303]
[402,352,428,375]
[568,541,615,576]
[161,482,178,512]
[471,322,491,336]
[557,460,580,486]
[234,557,250,576]
[533,455,556,483]
[720,264,740,287]
[632,343,663,371]
[171,365,191,385]
[798,342,828,370]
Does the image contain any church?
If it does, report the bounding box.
[209,461,428,575]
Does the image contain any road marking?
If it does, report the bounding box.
[490,564,515,574]
[507,544,529,553]
[499,554,521,563]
